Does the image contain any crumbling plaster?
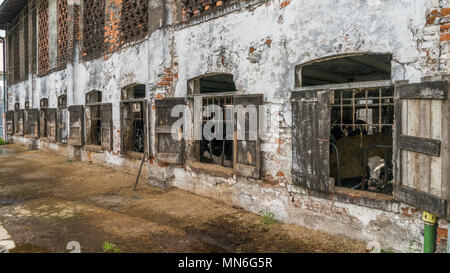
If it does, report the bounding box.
[6,0,449,252]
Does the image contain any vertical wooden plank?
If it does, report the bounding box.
[407,100,420,189]
[430,100,443,197]
[418,100,431,193]
[402,100,410,188]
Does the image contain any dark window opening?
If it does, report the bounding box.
[86,90,102,104]
[300,54,392,87]
[40,98,48,108]
[199,74,236,93]
[121,84,146,100]
[57,95,68,144]
[330,87,394,195]
[25,101,30,109]
[85,91,102,146]
[121,100,147,155]
[199,96,234,168]
[40,98,49,138]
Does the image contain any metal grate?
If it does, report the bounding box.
[331,87,394,136]
[200,96,234,167]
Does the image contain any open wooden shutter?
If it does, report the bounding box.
[68,105,85,146]
[155,98,185,164]
[14,111,19,135]
[57,109,68,144]
[40,108,48,138]
[47,108,57,142]
[291,90,333,192]
[393,81,449,217]
[6,111,14,135]
[26,109,39,138]
[101,103,113,151]
[232,94,262,179]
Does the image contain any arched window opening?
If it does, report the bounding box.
[40,98,49,138]
[85,91,103,146]
[188,73,237,95]
[298,54,392,87]
[121,84,146,100]
[57,94,68,144]
[120,84,147,156]
[86,90,102,104]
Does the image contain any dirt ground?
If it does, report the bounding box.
[0,144,367,253]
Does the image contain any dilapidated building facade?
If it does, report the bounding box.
[1,0,450,252]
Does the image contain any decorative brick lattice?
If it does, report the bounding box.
[38,0,49,75]
[31,7,38,74]
[119,0,149,46]
[82,0,106,60]
[23,8,29,81]
[13,28,20,83]
[182,0,230,20]
[57,0,69,68]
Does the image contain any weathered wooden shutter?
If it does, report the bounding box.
[26,109,39,138]
[68,105,85,146]
[155,98,185,164]
[40,108,48,138]
[232,94,262,179]
[101,103,113,151]
[291,90,333,192]
[47,108,57,142]
[393,81,449,217]
[6,111,14,135]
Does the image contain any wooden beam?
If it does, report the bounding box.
[397,81,448,100]
[394,185,447,217]
[398,135,441,157]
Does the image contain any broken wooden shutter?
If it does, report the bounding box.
[233,94,262,179]
[40,108,48,138]
[47,108,57,142]
[6,111,14,135]
[291,90,333,192]
[155,98,186,164]
[393,81,449,217]
[101,103,113,150]
[68,105,85,146]
[26,109,39,138]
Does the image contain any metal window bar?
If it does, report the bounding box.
[331,87,394,133]
[201,96,233,167]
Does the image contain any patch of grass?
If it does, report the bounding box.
[102,241,120,253]
[259,210,276,226]
[0,138,6,145]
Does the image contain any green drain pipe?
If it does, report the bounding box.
[423,211,437,253]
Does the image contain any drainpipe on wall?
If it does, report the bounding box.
[0,36,6,141]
